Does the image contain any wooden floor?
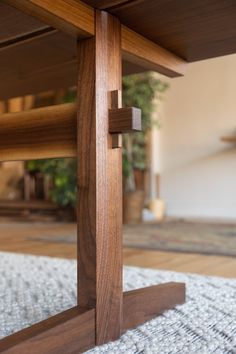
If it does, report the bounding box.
[0,221,236,278]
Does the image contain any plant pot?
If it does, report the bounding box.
[123,190,145,224]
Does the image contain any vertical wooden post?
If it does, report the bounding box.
[77,10,122,345]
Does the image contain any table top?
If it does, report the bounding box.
[84,0,236,62]
[1,1,236,100]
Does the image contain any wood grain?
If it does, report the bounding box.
[1,1,186,88]
[109,107,141,133]
[4,0,94,38]
[112,134,123,148]
[0,200,60,211]
[0,27,55,51]
[0,30,184,100]
[0,2,49,45]
[83,0,130,9]
[13,0,234,69]
[121,26,186,78]
[77,11,123,345]
[110,90,122,148]
[0,307,95,354]
[0,103,77,161]
[111,89,122,109]
[0,30,77,101]
[0,101,141,161]
[123,282,185,331]
[110,0,236,62]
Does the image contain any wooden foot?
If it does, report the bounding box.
[123,282,185,331]
[0,307,95,354]
[0,283,185,353]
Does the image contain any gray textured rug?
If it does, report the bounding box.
[0,252,236,353]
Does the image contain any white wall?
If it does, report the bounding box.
[152,54,236,220]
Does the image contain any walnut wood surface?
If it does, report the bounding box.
[0,31,145,101]
[110,90,122,148]
[109,107,141,133]
[0,0,186,102]
[111,89,122,109]
[0,200,60,210]
[0,103,77,161]
[83,0,130,9]
[0,101,141,160]
[4,0,94,38]
[0,29,184,100]
[109,0,236,62]
[8,0,236,76]
[0,30,77,101]
[0,307,95,354]
[112,134,123,148]
[121,26,186,78]
[77,11,123,344]
[0,2,49,44]
[123,282,186,331]
[0,3,188,352]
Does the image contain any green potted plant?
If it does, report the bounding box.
[122,72,168,224]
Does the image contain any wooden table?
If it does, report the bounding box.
[0,1,235,353]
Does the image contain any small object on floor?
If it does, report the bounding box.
[149,198,166,221]
[142,208,156,222]
[0,252,235,353]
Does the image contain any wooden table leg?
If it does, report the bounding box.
[77,10,123,345]
[77,9,185,348]
[0,9,185,354]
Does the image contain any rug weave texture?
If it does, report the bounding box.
[0,252,236,354]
